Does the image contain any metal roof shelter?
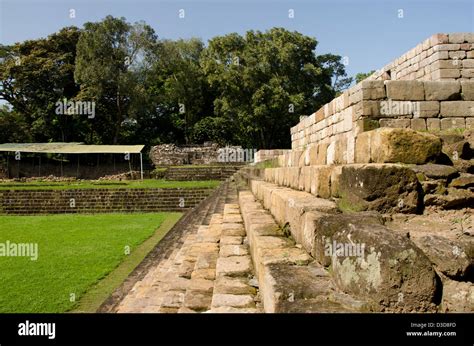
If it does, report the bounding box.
[0,143,145,179]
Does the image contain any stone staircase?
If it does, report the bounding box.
[116,180,261,313]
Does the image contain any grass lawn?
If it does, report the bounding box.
[0,213,181,313]
[0,179,220,190]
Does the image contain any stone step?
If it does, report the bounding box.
[237,189,368,313]
[116,180,261,313]
[236,170,441,312]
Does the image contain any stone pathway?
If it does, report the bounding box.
[116,181,260,313]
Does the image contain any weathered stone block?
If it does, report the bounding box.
[461,81,474,100]
[354,118,379,136]
[441,280,474,312]
[385,81,424,100]
[427,118,441,131]
[216,256,252,277]
[424,81,461,100]
[411,118,427,131]
[309,166,332,198]
[431,68,461,79]
[440,101,474,117]
[440,118,466,130]
[448,33,467,44]
[413,101,440,118]
[316,143,328,165]
[355,128,442,164]
[411,235,472,279]
[361,80,386,100]
[361,101,382,116]
[338,164,422,213]
[467,118,474,129]
[379,118,411,128]
[310,213,438,311]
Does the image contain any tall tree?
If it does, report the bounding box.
[0,27,81,142]
[75,16,157,144]
[200,27,350,148]
[149,38,211,144]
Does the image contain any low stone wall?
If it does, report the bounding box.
[0,188,214,214]
[157,165,243,181]
[149,143,221,166]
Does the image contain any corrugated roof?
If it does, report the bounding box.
[0,143,144,154]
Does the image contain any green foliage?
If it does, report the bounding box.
[75,16,158,144]
[0,27,81,142]
[355,70,376,84]
[200,28,348,148]
[1,19,351,151]
[191,116,233,145]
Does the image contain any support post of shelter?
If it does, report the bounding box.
[140,153,143,180]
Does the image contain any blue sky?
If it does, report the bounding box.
[0,0,473,79]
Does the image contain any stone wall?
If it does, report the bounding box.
[156,165,243,181]
[254,149,290,163]
[0,188,214,214]
[149,143,221,166]
[290,33,474,165]
[290,79,474,164]
[370,33,474,82]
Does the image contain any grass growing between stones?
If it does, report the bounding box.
[336,193,366,213]
[0,179,220,190]
[0,212,181,313]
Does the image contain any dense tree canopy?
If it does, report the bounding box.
[0,17,354,150]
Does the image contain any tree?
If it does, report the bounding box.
[0,106,30,143]
[148,38,211,144]
[355,70,376,83]
[75,16,157,144]
[316,53,353,94]
[200,27,350,149]
[0,27,81,142]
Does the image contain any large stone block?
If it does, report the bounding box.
[361,80,386,100]
[316,143,328,165]
[411,235,472,280]
[379,118,411,128]
[337,164,422,213]
[424,81,461,100]
[361,101,382,116]
[413,101,440,117]
[355,128,442,164]
[286,193,337,247]
[441,279,474,312]
[411,118,427,131]
[310,213,438,311]
[427,118,441,131]
[440,101,474,117]
[310,166,332,198]
[440,118,466,130]
[385,81,425,100]
[461,81,474,100]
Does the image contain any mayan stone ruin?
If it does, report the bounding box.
[110,33,473,314]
